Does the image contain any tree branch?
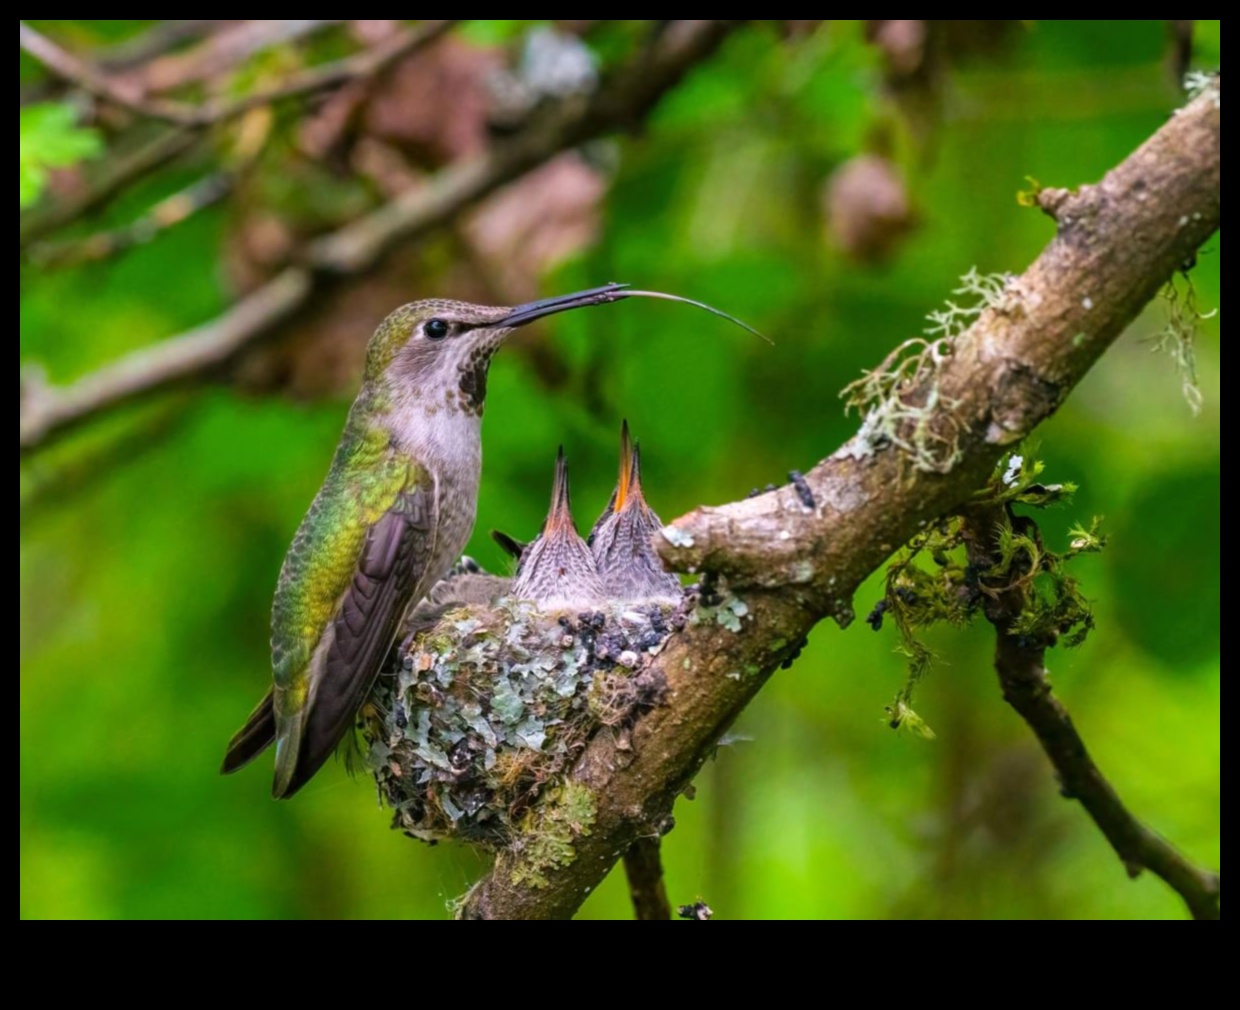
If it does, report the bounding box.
[20,20,744,453]
[20,22,192,122]
[457,81,1220,919]
[18,127,199,250]
[94,20,235,73]
[20,269,312,451]
[179,19,458,127]
[17,20,457,249]
[116,20,345,93]
[623,838,672,920]
[28,173,232,269]
[960,503,1220,920]
[19,20,387,125]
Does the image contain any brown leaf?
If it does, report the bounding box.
[463,154,606,298]
[866,20,928,77]
[362,37,502,166]
[823,154,916,265]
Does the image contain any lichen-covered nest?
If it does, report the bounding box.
[363,599,689,847]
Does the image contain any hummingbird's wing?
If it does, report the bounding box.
[220,689,275,774]
[272,470,438,798]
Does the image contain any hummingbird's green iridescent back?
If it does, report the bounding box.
[269,407,435,797]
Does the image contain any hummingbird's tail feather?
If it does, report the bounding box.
[272,703,305,799]
[221,690,276,774]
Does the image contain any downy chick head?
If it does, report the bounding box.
[590,421,684,605]
[512,448,608,611]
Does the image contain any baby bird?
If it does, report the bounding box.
[590,421,683,606]
[401,556,511,648]
[512,448,607,610]
[427,556,511,607]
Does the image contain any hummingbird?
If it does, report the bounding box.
[223,284,644,798]
[590,421,683,605]
[511,447,607,610]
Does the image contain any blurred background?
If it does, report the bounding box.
[19,20,1219,920]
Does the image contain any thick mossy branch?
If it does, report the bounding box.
[459,85,1220,919]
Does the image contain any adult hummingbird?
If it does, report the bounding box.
[511,447,607,610]
[590,421,684,605]
[223,284,638,798]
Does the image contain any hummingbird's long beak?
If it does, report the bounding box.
[495,283,767,341]
[496,284,631,328]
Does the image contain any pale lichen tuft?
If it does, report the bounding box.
[842,269,1014,474]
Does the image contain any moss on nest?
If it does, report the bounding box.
[364,598,683,848]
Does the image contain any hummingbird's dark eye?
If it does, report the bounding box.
[424,318,450,340]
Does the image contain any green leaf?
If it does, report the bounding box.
[459,20,542,45]
[19,102,102,208]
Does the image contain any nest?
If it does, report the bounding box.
[363,598,686,847]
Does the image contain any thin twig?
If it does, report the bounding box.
[20,20,233,105]
[119,20,343,92]
[185,19,457,126]
[19,20,456,126]
[960,504,1221,921]
[28,173,232,269]
[96,20,235,72]
[20,20,742,453]
[20,269,311,451]
[19,126,199,249]
[19,22,192,122]
[623,838,672,920]
[459,84,1220,918]
[18,20,457,249]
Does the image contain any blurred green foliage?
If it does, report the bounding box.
[19,103,101,207]
[20,20,1219,919]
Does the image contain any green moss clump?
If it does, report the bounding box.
[508,781,597,889]
[869,453,1104,737]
